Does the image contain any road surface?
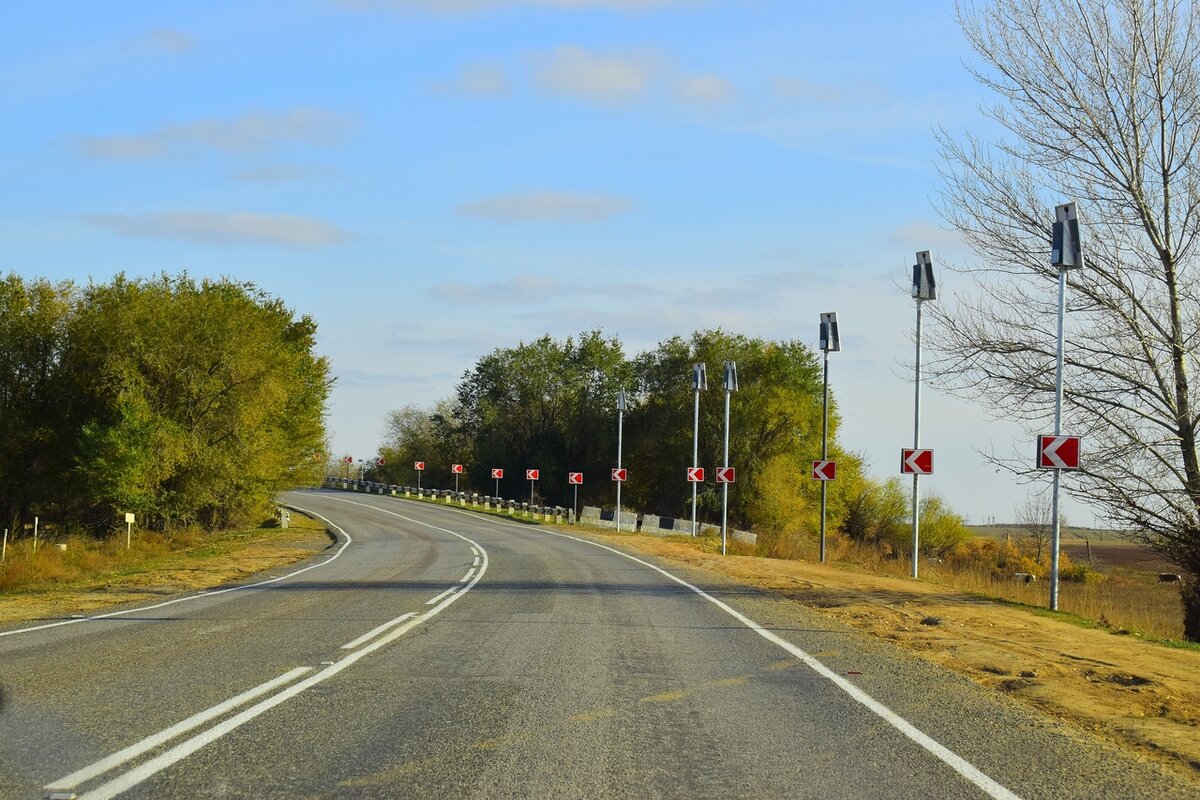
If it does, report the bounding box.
[0,489,1192,799]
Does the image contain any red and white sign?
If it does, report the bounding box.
[1038,435,1081,469]
[900,449,933,475]
[686,467,704,482]
[812,460,836,481]
[344,456,353,464]
[568,472,583,485]
[611,468,627,482]
[526,469,540,481]
[414,461,425,471]
[715,466,735,483]
[491,468,504,479]
[451,463,464,474]
[377,457,385,465]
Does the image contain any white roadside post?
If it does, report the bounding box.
[616,390,627,532]
[911,252,937,578]
[720,361,738,556]
[692,362,707,536]
[33,516,39,554]
[125,512,135,550]
[818,313,840,562]
[1047,201,1084,611]
[2,528,7,562]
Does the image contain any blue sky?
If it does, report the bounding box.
[2,1,1094,525]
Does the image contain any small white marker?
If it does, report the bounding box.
[472,556,481,567]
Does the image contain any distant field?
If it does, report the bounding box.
[967,525,1179,573]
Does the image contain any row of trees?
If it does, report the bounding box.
[365,329,967,558]
[1,273,330,535]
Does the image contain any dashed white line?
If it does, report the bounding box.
[460,567,476,583]
[472,555,481,567]
[425,587,458,606]
[340,613,417,650]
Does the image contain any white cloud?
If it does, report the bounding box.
[86,211,352,248]
[121,28,198,55]
[675,74,734,105]
[233,163,339,183]
[532,45,658,104]
[75,108,354,161]
[433,63,511,96]
[429,275,664,303]
[458,190,635,223]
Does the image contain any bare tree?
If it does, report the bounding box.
[1015,494,1054,568]
[934,0,1200,638]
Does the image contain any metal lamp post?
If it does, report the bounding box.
[1048,201,1084,611]
[818,313,840,562]
[911,251,937,578]
[720,361,737,556]
[692,362,707,536]
[616,389,627,532]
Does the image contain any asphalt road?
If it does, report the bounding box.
[0,489,1193,799]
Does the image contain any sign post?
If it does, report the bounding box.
[414,460,425,490]
[568,472,583,520]
[720,361,737,556]
[910,251,937,578]
[491,467,503,498]
[125,512,135,550]
[452,463,464,493]
[1047,201,1084,611]
[692,362,707,536]
[818,312,840,562]
[526,469,539,510]
[616,390,627,532]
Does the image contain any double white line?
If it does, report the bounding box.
[45,501,488,800]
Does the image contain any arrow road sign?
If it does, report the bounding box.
[901,449,933,475]
[568,472,583,485]
[715,466,735,483]
[491,468,503,479]
[451,463,464,474]
[1038,435,1081,469]
[611,468,627,482]
[377,457,385,465]
[812,460,836,481]
[526,469,539,481]
[344,456,353,464]
[686,467,704,482]
[414,461,425,471]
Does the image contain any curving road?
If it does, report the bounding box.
[0,489,1192,799]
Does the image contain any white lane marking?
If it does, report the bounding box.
[460,567,476,583]
[67,497,488,800]
[471,547,480,557]
[398,498,1021,800]
[1,503,351,639]
[340,612,416,650]
[472,555,481,567]
[425,587,458,606]
[45,667,311,792]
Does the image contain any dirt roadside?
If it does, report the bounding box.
[4,507,1198,783]
[571,529,1200,782]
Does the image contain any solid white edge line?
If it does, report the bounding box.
[425,587,458,606]
[1,501,352,639]
[385,496,1022,800]
[45,667,312,791]
[73,495,488,800]
[340,612,417,650]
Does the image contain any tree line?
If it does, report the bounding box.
[363,329,967,558]
[0,273,330,536]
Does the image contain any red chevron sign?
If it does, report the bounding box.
[812,460,836,481]
[1038,435,1081,469]
[901,449,933,475]
[686,467,704,482]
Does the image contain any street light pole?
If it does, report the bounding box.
[818,313,840,563]
[911,251,937,579]
[616,389,626,533]
[1048,201,1083,611]
[720,361,737,556]
[692,363,707,536]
